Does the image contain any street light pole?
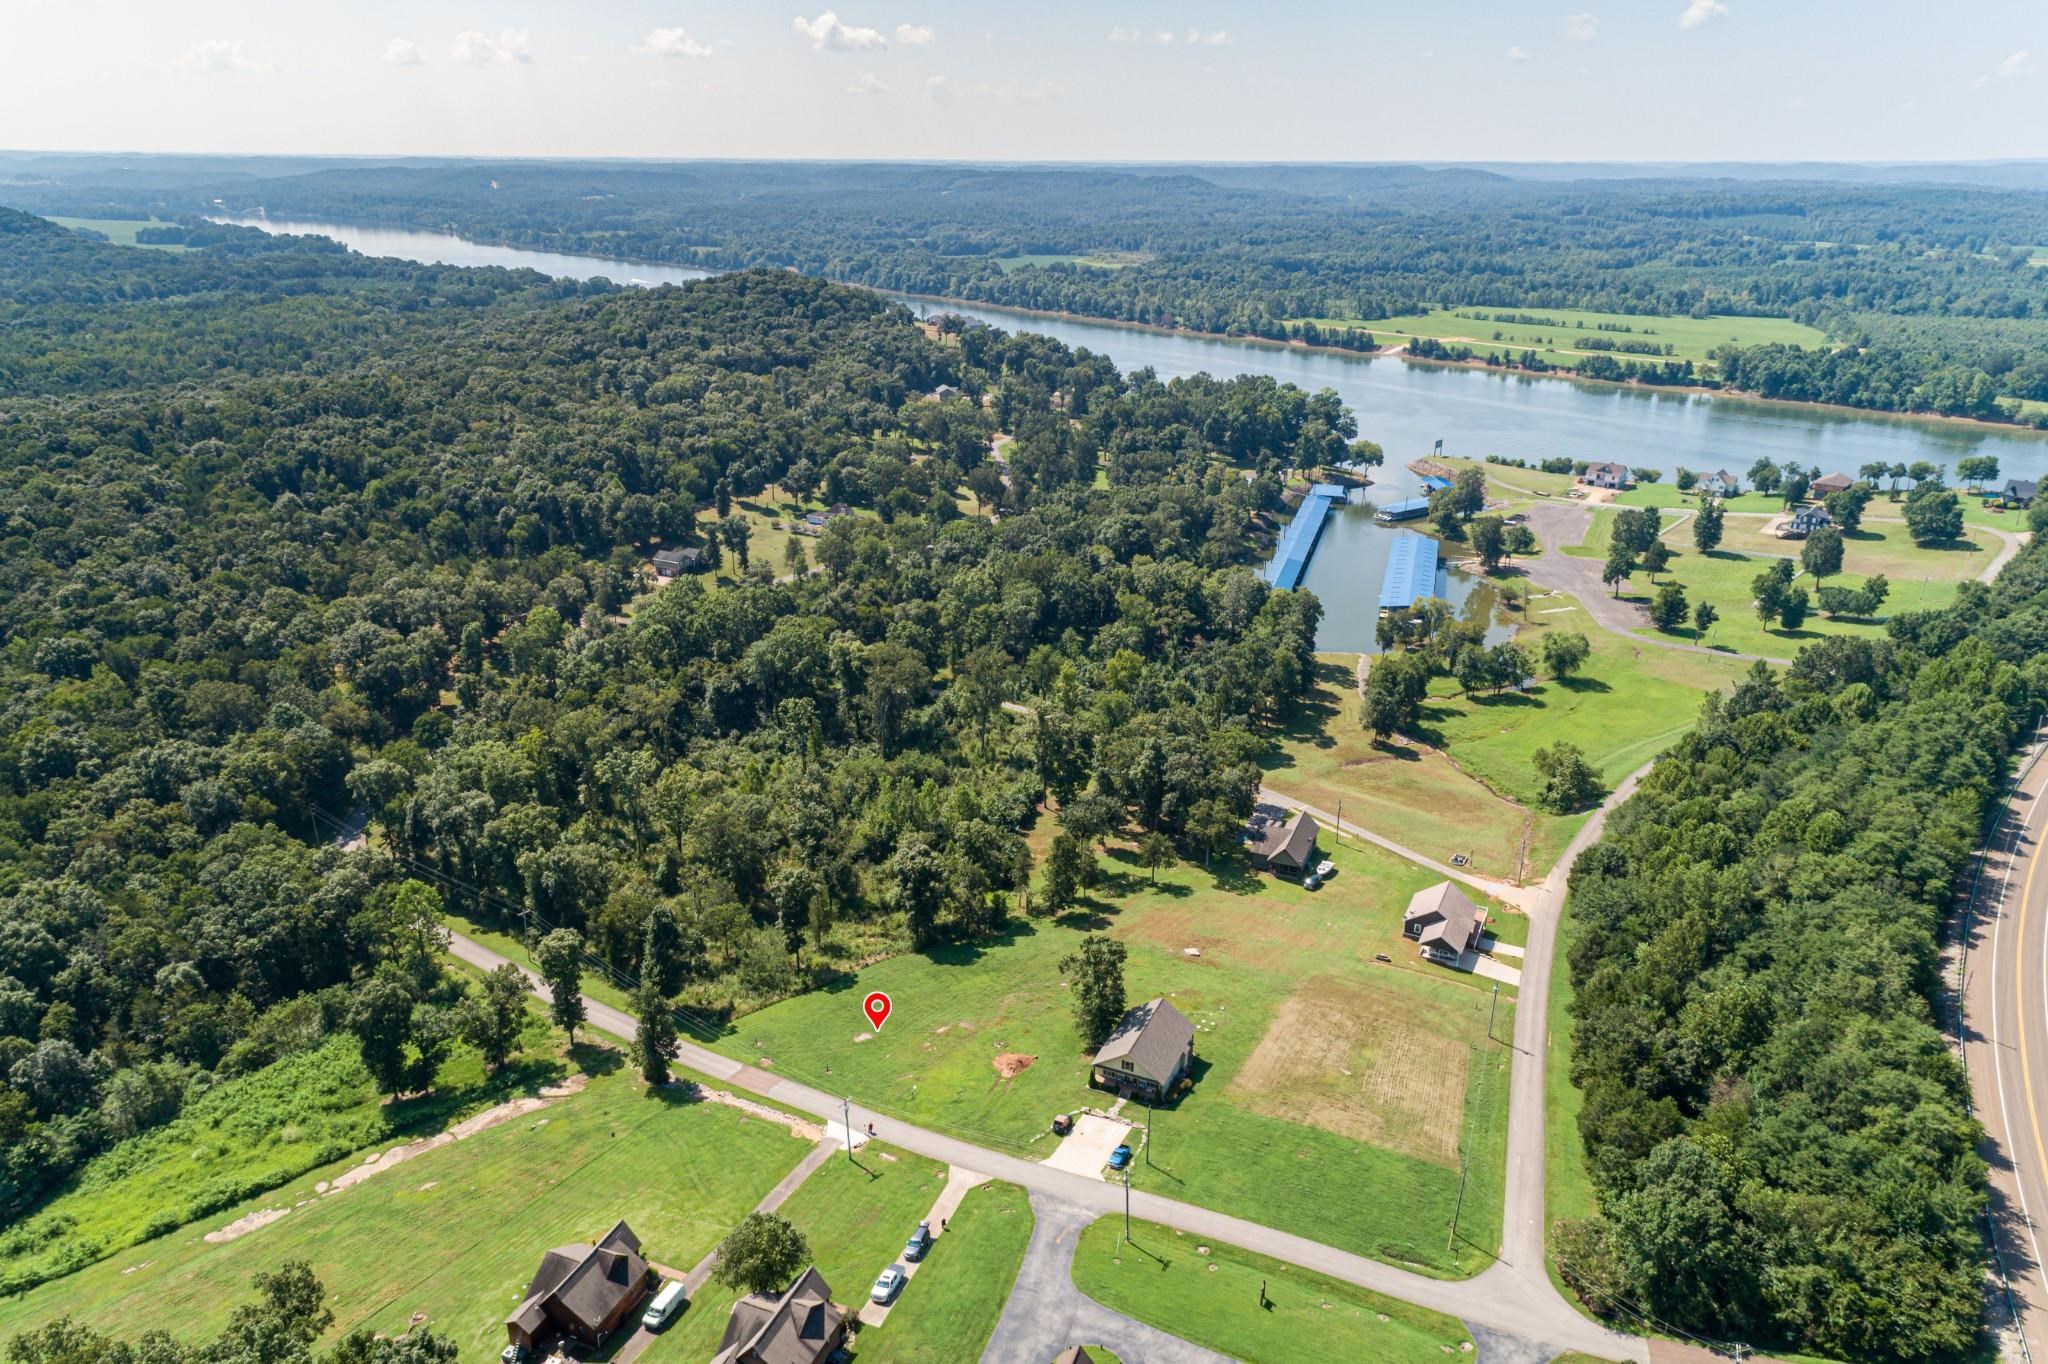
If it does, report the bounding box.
[843,1096,854,1163]
[1486,984,1499,1044]
[1122,1164,1131,1243]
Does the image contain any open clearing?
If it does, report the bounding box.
[48,216,190,250]
[1070,1216,1474,1363]
[1292,306,1827,370]
[1232,975,1468,1165]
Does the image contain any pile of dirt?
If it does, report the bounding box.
[992,1052,1035,1079]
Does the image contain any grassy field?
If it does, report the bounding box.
[1617,477,2032,531]
[1565,507,1987,658]
[853,1180,1034,1364]
[48,215,189,250]
[1293,306,1827,371]
[0,1023,562,1298]
[988,252,1141,272]
[1545,902,1600,1316]
[1069,1216,1473,1363]
[704,835,1518,1276]
[0,1059,815,1362]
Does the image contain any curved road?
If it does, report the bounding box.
[447,766,1651,1362]
[1962,737,2048,1362]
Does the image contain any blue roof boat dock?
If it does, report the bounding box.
[1378,532,1447,611]
[1373,496,1432,524]
[1262,483,1351,589]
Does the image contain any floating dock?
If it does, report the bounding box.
[1264,484,1351,589]
[1373,496,1432,524]
[1419,474,1453,493]
[1379,532,1448,611]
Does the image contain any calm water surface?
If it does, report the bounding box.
[217,215,2045,649]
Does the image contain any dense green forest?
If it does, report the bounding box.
[0,208,1336,1271]
[1558,577,2048,1359]
[12,157,2048,419]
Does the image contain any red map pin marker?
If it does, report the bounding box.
[863,991,893,1032]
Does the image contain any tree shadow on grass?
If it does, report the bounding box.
[1554,675,1611,693]
[568,1040,625,1078]
[1465,690,1541,709]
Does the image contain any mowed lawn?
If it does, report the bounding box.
[0,1063,814,1362]
[1070,1216,1473,1363]
[647,1166,1033,1364]
[1293,306,1826,370]
[708,837,1519,1276]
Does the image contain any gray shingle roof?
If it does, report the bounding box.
[1244,804,1317,868]
[1404,882,1487,955]
[711,1266,843,1364]
[1092,997,1194,1086]
[506,1220,648,1340]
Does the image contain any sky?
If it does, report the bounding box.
[2,0,2044,164]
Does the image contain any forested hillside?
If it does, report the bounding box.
[1560,577,2048,1359]
[13,158,2048,418]
[0,216,1339,1273]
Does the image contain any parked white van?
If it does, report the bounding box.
[642,1280,686,1330]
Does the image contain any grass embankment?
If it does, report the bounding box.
[649,1167,1033,1363]
[1293,306,1826,371]
[0,1059,813,1360]
[1566,507,1989,658]
[1070,1216,1472,1363]
[0,1023,562,1298]
[1545,901,1600,1312]
[708,833,1517,1276]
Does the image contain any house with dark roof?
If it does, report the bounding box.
[1244,803,1318,874]
[651,546,702,578]
[2002,478,2038,507]
[504,1221,655,1355]
[1055,1350,1100,1364]
[710,1265,847,1364]
[1696,469,1741,497]
[1403,882,1489,965]
[1810,472,1854,498]
[1582,461,1630,490]
[1779,505,1833,539]
[1091,997,1196,1101]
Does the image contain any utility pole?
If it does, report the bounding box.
[1335,799,1342,848]
[1486,984,1499,1044]
[1122,1165,1131,1244]
[843,1096,854,1163]
[1145,1099,1153,1165]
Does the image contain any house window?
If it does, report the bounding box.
[1120,1060,1133,1071]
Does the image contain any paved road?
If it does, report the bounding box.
[980,1194,1239,1364]
[1522,502,1790,666]
[1961,738,2048,1362]
[447,794,1648,1361]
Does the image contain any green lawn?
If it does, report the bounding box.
[1069,1216,1473,1363]
[1545,901,1600,1313]
[0,1024,562,1298]
[1293,306,1827,371]
[48,216,189,250]
[0,1063,814,1362]
[987,253,1140,272]
[646,1141,956,1361]
[705,836,1519,1276]
[855,1180,1034,1364]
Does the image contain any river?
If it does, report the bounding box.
[214,214,2045,649]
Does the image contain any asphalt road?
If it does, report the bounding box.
[1962,737,2048,1362]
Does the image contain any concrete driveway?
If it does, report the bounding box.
[1039,1114,1130,1178]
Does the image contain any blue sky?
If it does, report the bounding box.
[4,0,2043,162]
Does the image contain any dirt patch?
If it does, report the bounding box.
[1126,901,1323,969]
[852,1032,872,1043]
[682,1081,823,1141]
[205,1206,290,1243]
[992,1053,1035,1080]
[1230,976,1468,1167]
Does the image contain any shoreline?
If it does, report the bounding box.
[212,214,2048,442]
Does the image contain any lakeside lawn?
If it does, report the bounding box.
[705,836,1519,1277]
[0,1057,815,1361]
[1293,306,1826,371]
[1069,1216,1473,1363]
[1564,507,1985,659]
[48,216,189,251]
[1615,477,2030,531]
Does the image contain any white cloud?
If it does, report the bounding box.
[1678,0,1728,29]
[924,74,953,104]
[1565,13,1599,42]
[1186,29,1229,46]
[650,78,669,89]
[847,70,888,94]
[1999,49,2033,78]
[1155,31,1176,44]
[382,38,425,67]
[794,12,887,50]
[635,27,714,58]
[895,23,935,45]
[180,39,268,73]
[451,29,534,63]
[972,78,1064,100]
[1507,45,1532,61]
[1107,25,1140,42]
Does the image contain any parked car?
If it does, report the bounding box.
[871,1265,907,1304]
[1374,952,1392,963]
[499,1348,527,1364]
[1303,873,1323,891]
[1051,1113,1074,1135]
[1108,1144,1133,1171]
[642,1279,686,1330]
[904,1221,933,1262]
[1314,859,1336,879]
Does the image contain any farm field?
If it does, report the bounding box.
[1292,306,1828,370]
[649,1167,1032,1363]
[705,835,1519,1276]
[987,252,1141,271]
[1565,507,1986,658]
[0,1022,561,1299]
[48,215,188,249]
[0,1059,814,1361]
[1069,1216,1474,1363]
